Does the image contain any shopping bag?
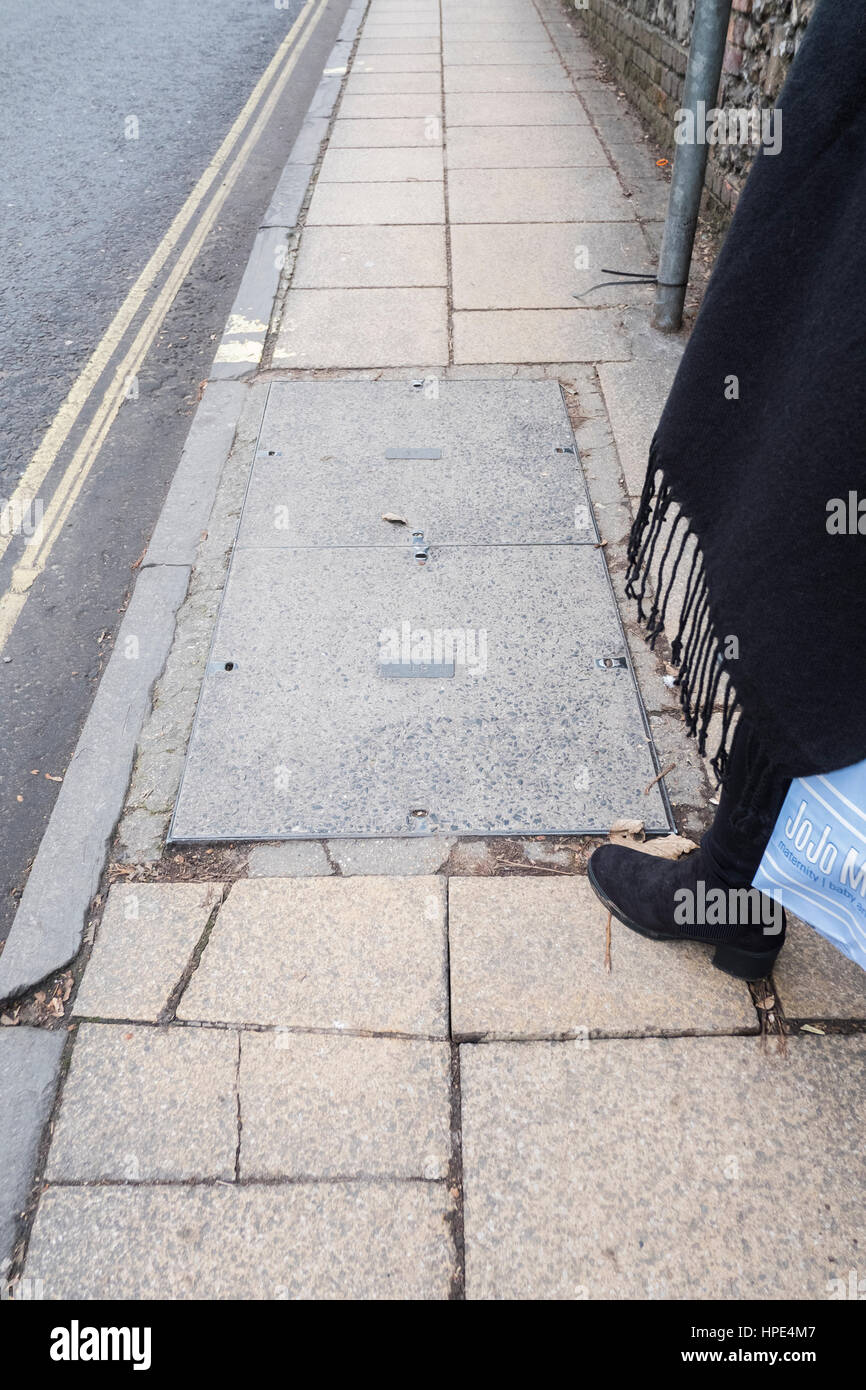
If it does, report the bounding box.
[753,759,866,972]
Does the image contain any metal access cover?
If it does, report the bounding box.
[170,381,671,840]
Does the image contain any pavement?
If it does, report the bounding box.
[2,0,866,1302]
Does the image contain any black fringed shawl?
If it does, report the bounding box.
[628,0,866,820]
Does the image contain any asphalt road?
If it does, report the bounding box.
[0,0,352,942]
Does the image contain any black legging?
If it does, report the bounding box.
[702,719,790,889]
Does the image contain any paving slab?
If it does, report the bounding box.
[345,71,442,94]
[25,1183,456,1300]
[318,145,444,181]
[338,92,442,120]
[775,916,866,1020]
[460,1035,866,1299]
[445,92,588,126]
[449,876,756,1039]
[239,1032,451,1178]
[0,1028,65,1273]
[330,118,442,149]
[444,26,551,44]
[247,841,333,877]
[46,1024,238,1181]
[597,358,681,497]
[448,166,635,223]
[443,41,557,64]
[170,546,665,840]
[451,223,654,309]
[444,64,573,92]
[234,378,595,548]
[356,38,442,55]
[453,307,628,364]
[363,24,441,39]
[73,882,223,1022]
[306,180,445,225]
[446,123,606,168]
[328,837,454,876]
[352,52,442,72]
[177,877,449,1036]
[273,287,448,367]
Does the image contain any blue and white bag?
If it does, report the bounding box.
[753,759,866,972]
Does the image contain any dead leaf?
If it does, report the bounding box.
[45,773,62,783]
[610,817,645,840]
[800,1024,826,1035]
[758,995,775,1011]
[381,513,408,525]
[638,835,699,859]
[0,1014,17,1027]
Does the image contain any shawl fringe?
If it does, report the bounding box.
[626,441,776,835]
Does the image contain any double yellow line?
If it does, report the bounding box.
[0,0,331,652]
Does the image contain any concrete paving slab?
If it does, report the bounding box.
[352,52,442,72]
[363,25,442,39]
[261,163,314,228]
[171,546,666,840]
[0,1028,65,1273]
[328,837,454,875]
[775,916,866,1020]
[345,71,442,94]
[247,841,333,877]
[318,145,444,181]
[177,877,449,1036]
[330,117,442,147]
[292,224,447,288]
[451,223,654,309]
[25,1183,457,1299]
[597,359,681,497]
[273,287,448,367]
[446,123,606,168]
[239,1032,451,1178]
[446,92,588,126]
[442,41,556,64]
[444,64,573,92]
[306,180,445,225]
[444,26,551,44]
[0,564,191,1003]
[448,166,635,223]
[453,307,628,364]
[356,38,441,55]
[460,1036,866,1299]
[235,378,594,547]
[338,92,442,119]
[46,1024,238,1181]
[449,877,756,1039]
[73,882,223,1022]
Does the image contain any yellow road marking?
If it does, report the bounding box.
[0,0,332,653]
[0,0,318,564]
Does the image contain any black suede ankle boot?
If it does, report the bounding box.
[587,837,785,980]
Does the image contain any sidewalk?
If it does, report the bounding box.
[4,0,866,1301]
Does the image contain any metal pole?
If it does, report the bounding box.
[653,0,733,332]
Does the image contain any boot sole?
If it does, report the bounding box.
[586,860,781,982]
